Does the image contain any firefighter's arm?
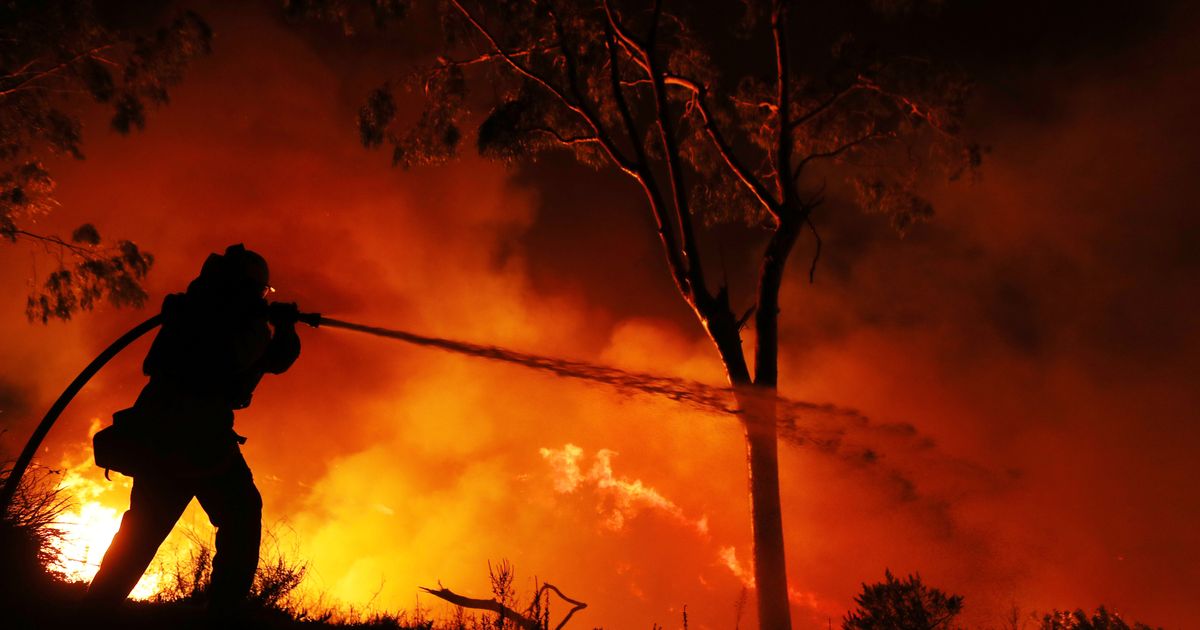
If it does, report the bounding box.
[261,302,302,374]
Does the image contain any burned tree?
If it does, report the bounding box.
[350,1,978,627]
[1,0,211,322]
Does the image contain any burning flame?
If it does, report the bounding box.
[49,499,162,599]
[540,443,709,533]
[43,423,185,599]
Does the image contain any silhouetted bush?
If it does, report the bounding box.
[1038,607,1162,630]
[152,527,308,614]
[843,570,964,630]
[0,465,71,592]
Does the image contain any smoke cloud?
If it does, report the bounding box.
[2,2,1198,628]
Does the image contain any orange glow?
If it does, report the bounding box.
[1,3,1198,629]
[50,499,162,600]
[41,433,184,600]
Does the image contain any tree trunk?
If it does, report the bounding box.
[706,305,792,630]
[738,384,791,630]
[743,216,802,630]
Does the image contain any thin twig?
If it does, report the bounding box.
[446,0,636,174]
[0,45,116,98]
[806,216,822,283]
[12,229,96,260]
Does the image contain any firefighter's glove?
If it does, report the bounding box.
[267,301,300,327]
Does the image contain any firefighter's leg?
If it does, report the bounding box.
[86,475,193,605]
[195,450,262,610]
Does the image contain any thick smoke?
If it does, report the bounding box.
[1,2,1197,628]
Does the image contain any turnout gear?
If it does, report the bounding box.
[87,245,300,611]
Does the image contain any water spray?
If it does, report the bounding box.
[2,309,869,512]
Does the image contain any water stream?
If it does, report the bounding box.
[319,317,895,460]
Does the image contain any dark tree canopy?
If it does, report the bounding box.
[0,0,211,323]
[359,0,978,235]
[843,570,964,630]
[283,0,412,30]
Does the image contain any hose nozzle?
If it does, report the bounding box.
[297,311,322,328]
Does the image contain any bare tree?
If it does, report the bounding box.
[1,0,211,322]
[338,0,978,627]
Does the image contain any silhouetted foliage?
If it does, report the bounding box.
[283,0,411,34]
[0,465,71,590]
[843,570,964,630]
[23,234,156,324]
[0,0,211,322]
[1038,607,1162,630]
[152,529,308,614]
[363,0,977,233]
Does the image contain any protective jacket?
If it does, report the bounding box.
[130,280,299,475]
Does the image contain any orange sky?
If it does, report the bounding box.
[2,2,1199,628]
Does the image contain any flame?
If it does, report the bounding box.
[43,425,185,600]
[719,545,755,588]
[540,443,710,534]
[49,499,162,599]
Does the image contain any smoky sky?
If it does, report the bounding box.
[3,1,1199,628]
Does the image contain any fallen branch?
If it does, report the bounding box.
[420,581,587,630]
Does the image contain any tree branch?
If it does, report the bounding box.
[589,11,781,221]
[609,0,710,303]
[545,3,608,129]
[805,216,821,284]
[772,0,793,211]
[795,127,895,172]
[421,586,540,630]
[657,73,781,219]
[855,74,955,137]
[434,46,555,69]
[692,90,782,220]
[787,82,860,130]
[537,583,588,630]
[647,0,665,49]
[604,2,756,376]
[598,13,691,297]
[604,1,652,71]
[0,45,115,99]
[528,127,600,145]
[446,0,637,174]
[420,582,587,630]
[731,94,779,114]
[753,217,802,387]
[11,229,97,260]
[736,304,757,331]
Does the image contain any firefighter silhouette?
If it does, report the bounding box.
[87,244,301,612]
